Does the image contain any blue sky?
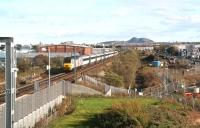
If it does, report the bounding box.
[0,0,200,44]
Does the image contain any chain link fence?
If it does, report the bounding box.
[142,79,200,111]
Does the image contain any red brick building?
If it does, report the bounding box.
[38,44,93,55]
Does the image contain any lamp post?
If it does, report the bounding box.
[42,47,50,87]
[48,48,50,87]
[73,46,77,84]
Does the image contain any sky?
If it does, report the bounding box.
[0,0,200,44]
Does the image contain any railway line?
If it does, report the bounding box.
[0,57,113,103]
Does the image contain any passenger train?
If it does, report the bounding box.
[63,51,117,71]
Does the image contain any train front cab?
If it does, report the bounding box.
[63,57,74,71]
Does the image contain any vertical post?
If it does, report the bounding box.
[3,37,16,128]
[103,44,105,59]
[48,48,50,87]
[6,41,12,128]
[74,46,77,84]
[34,81,39,92]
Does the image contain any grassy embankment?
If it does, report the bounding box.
[48,97,194,128]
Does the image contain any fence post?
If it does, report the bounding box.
[62,80,66,96]
[34,81,39,92]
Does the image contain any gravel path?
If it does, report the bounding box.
[71,84,102,96]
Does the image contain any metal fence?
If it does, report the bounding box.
[0,80,72,128]
[142,78,200,111]
[0,75,129,128]
[83,75,128,95]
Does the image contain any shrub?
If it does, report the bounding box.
[33,54,48,68]
[86,100,150,128]
[166,46,179,56]
[50,57,64,68]
[56,97,76,117]
[34,118,47,128]
[136,67,162,89]
[149,106,190,128]
[112,101,150,127]
[104,49,140,89]
[17,58,31,72]
[82,99,192,128]
[104,70,124,87]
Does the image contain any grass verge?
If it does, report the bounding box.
[47,97,159,128]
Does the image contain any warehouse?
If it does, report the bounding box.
[38,44,93,55]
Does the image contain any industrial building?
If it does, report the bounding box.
[38,44,93,55]
[173,44,200,58]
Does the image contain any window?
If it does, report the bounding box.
[64,57,71,63]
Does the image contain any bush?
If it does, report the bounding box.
[111,101,150,127]
[104,49,140,89]
[84,100,149,128]
[81,99,192,128]
[33,54,48,68]
[17,58,31,72]
[136,67,162,89]
[149,107,190,128]
[50,57,64,68]
[166,46,179,56]
[34,118,47,128]
[104,71,124,87]
[56,97,76,117]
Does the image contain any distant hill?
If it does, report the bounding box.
[99,37,154,45]
[128,37,154,43]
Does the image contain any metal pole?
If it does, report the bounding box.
[103,44,105,59]
[6,41,12,128]
[48,48,50,87]
[74,47,77,84]
[2,37,16,128]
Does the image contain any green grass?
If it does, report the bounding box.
[48,97,159,128]
[48,97,189,128]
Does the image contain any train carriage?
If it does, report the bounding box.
[63,51,117,71]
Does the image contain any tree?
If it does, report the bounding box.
[33,55,48,68]
[166,46,179,56]
[0,45,5,50]
[104,71,124,87]
[51,57,64,68]
[15,44,22,50]
[104,49,140,89]
[31,44,38,51]
[17,58,31,72]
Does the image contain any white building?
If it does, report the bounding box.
[173,44,200,58]
[173,44,186,51]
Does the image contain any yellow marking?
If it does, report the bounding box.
[64,63,73,70]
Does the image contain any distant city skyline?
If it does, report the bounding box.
[0,0,200,44]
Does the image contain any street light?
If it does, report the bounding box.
[41,47,50,87]
[73,46,77,84]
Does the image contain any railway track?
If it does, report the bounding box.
[0,58,113,103]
